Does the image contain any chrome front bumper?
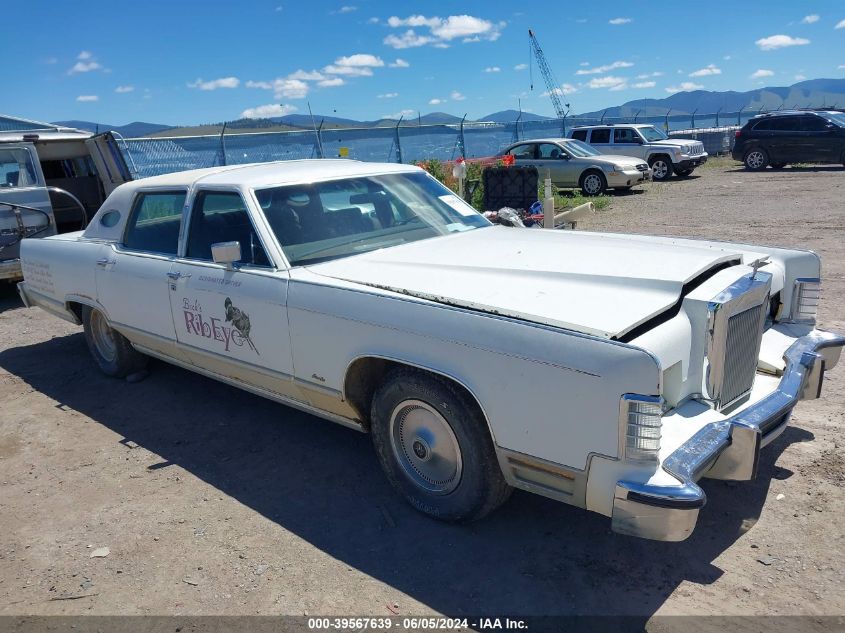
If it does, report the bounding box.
[612,328,845,541]
[0,258,22,281]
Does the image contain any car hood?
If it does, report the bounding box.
[581,154,645,167]
[307,226,742,339]
[649,138,699,149]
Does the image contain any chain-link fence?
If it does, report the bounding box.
[118,108,812,179]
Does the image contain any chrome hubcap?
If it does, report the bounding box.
[90,310,117,363]
[747,151,764,169]
[652,160,668,179]
[583,174,601,194]
[389,399,462,495]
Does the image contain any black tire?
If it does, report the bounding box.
[675,168,694,177]
[744,148,769,170]
[648,155,674,181]
[82,306,148,378]
[770,162,786,169]
[579,169,607,196]
[370,368,512,522]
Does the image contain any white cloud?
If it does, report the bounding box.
[755,34,810,50]
[637,71,663,78]
[514,63,528,71]
[836,19,845,29]
[542,83,579,97]
[795,74,807,80]
[608,17,631,25]
[389,58,410,68]
[272,78,309,99]
[383,108,416,120]
[324,53,384,76]
[187,76,240,90]
[632,81,656,89]
[588,75,627,89]
[689,64,721,77]
[384,14,504,48]
[114,85,134,93]
[275,5,283,11]
[750,69,774,79]
[723,55,732,60]
[429,98,444,105]
[367,17,379,24]
[576,60,633,75]
[484,66,501,73]
[665,81,704,93]
[318,77,345,87]
[450,91,466,101]
[579,61,590,66]
[68,50,102,74]
[801,14,819,24]
[338,5,356,13]
[246,80,274,89]
[377,92,399,98]
[76,95,99,102]
[240,104,297,119]
[839,64,845,69]
[288,69,326,81]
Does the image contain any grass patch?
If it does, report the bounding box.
[554,190,611,211]
[699,155,739,170]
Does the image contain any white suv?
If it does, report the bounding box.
[570,124,707,181]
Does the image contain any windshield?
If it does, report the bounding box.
[826,112,845,127]
[561,139,601,157]
[639,126,669,142]
[254,172,490,266]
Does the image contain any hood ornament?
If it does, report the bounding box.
[750,258,770,280]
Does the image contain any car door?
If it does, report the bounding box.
[767,116,800,162]
[505,142,537,167]
[0,144,55,262]
[609,127,642,159]
[95,188,189,361]
[794,115,836,162]
[167,187,298,398]
[532,143,574,185]
[587,128,612,155]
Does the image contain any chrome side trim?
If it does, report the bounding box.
[612,328,845,541]
[499,448,588,509]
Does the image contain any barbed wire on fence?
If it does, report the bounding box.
[120,107,832,179]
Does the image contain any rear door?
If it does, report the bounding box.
[587,128,613,154]
[0,143,55,265]
[95,188,188,361]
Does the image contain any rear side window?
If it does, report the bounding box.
[507,144,536,159]
[124,191,186,255]
[571,130,588,141]
[590,129,611,144]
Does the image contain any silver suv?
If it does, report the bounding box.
[570,124,707,181]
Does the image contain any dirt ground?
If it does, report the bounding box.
[0,159,843,620]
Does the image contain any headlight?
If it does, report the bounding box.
[621,394,663,461]
[791,278,821,323]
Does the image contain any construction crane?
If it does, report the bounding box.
[528,28,570,135]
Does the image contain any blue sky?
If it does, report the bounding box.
[6,0,845,125]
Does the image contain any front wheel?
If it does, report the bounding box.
[744,148,769,170]
[579,170,607,196]
[82,306,148,377]
[648,156,674,181]
[370,368,511,522]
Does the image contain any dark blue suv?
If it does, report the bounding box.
[732,110,845,170]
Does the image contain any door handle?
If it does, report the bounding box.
[166,271,191,280]
[96,258,115,268]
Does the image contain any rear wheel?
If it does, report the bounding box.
[82,306,148,377]
[370,368,511,522]
[648,155,673,181]
[579,170,607,196]
[744,148,768,170]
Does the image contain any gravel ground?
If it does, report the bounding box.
[0,159,843,620]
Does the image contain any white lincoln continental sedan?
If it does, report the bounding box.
[17,160,844,541]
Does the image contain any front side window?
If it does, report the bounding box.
[0,147,40,189]
[589,129,611,144]
[124,191,186,255]
[796,115,828,132]
[186,191,270,267]
[507,144,536,159]
[255,172,489,267]
[538,143,564,159]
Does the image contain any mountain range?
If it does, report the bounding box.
[53,78,845,137]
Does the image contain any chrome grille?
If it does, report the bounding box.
[636,163,649,172]
[720,303,766,407]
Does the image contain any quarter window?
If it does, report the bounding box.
[124,191,186,255]
[186,191,270,267]
[590,129,611,144]
[571,130,588,141]
[0,147,40,189]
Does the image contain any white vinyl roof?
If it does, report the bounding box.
[125,159,422,191]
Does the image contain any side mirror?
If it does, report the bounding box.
[211,241,241,269]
